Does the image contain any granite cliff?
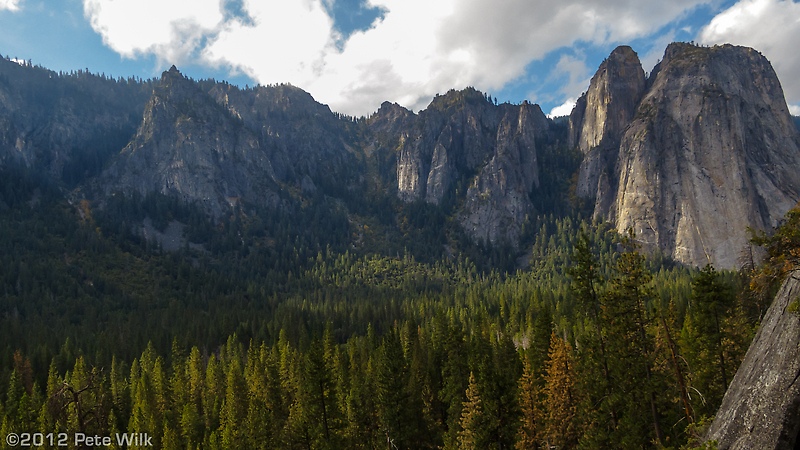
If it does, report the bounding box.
[373,88,548,245]
[99,67,361,216]
[572,43,800,268]
[705,271,800,449]
[100,66,281,216]
[569,46,646,216]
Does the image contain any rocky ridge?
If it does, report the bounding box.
[99,67,364,216]
[378,88,548,245]
[1,43,798,264]
[100,66,281,216]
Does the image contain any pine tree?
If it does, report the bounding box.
[601,232,663,447]
[344,340,380,449]
[457,372,488,449]
[491,331,522,448]
[516,358,542,449]
[109,356,130,431]
[181,347,204,447]
[440,320,469,450]
[542,332,578,449]
[38,362,61,433]
[374,330,412,449]
[220,358,247,448]
[203,354,225,440]
[4,369,26,430]
[569,232,616,446]
[303,338,341,448]
[681,264,742,419]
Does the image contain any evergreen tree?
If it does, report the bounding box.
[601,233,663,447]
[220,357,247,448]
[344,340,380,449]
[681,264,742,419]
[457,372,488,450]
[374,330,413,449]
[569,232,616,447]
[542,332,578,449]
[516,358,543,450]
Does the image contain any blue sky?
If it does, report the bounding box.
[1,0,799,117]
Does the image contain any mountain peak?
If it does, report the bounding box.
[608,45,638,62]
[591,42,800,268]
[159,65,186,87]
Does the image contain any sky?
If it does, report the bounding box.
[1,0,799,118]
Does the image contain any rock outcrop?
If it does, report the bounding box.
[204,80,361,192]
[570,46,646,215]
[99,68,362,215]
[573,43,800,268]
[376,88,546,245]
[101,67,281,216]
[705,271,800,449]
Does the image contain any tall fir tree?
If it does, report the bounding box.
[600,232,663,447]
[516,358,543,450]
[457,372,488,450]
[542,332,578,449]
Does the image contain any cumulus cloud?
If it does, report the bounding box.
[548,98,577,118]
[0,0,21,12]
[83,0,224,64]
[84,0,711,116]
[202,0,335,87]
[698,0,800,114]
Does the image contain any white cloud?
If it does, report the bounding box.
[552,54,592,98]
[790,104,800,116]
[534,54,590,116]
[84,0,712,116]
[548,98,577,118]
[0,0,21,12]
[698,0,800,110]
[83,0,224,64]
[202,0,335,87]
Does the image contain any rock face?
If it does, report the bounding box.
[375,88,546,245]
[101,67,281,216]
[0,57,149,182]
[573,43,800,268]
[100,67,361,215]
[705,272,800,449]
[570,46,646,214]
[204,80,361,193]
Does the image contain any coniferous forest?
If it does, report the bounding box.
[1,155,792,450]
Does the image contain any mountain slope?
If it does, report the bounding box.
[0,57,150,184]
